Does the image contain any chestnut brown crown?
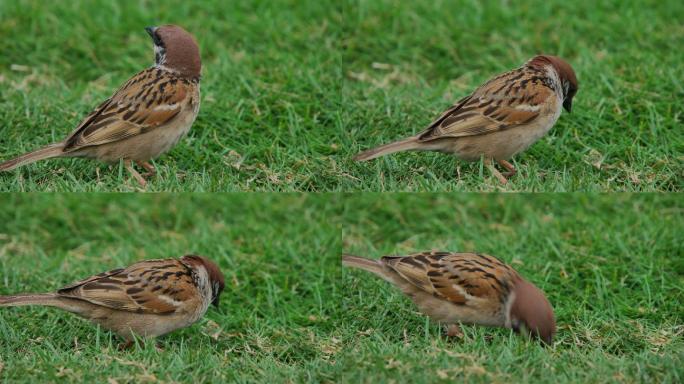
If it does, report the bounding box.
[181,255,225,307]
[509,277,556,345]
[528,55,578,113]
[145,25,201,80]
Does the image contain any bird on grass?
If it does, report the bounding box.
[343,251,556,344]
[353,55,578,184]
[0,25,202,187]
[0,255,224,349]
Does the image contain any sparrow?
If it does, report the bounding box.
[343,251,555,344]
[0,255,224,348]
[0,25,202,187]
[353,55,578,184]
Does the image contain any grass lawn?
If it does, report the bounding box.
[340,193,683,383]
[0,194,342,382]
[1,1,681,192]
[340,0,683,191]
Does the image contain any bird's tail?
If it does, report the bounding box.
[342,254,386,277]
[0,143,65,172]
[353,137,422,161]
[0,293,61,307]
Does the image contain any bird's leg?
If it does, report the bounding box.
[497,159,517,178]
[445,324,464,338]
[118,340,134,351]
[124,159,147,187]
[484,158,508,184]
[135,160,156,178]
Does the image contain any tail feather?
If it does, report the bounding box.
[342,254,385,276]
[0,293,60,307]
[353,137,422,162]
[0,143,65,172]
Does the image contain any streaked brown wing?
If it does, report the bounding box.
[63,68,188,151]
[57,259,197,314]
[418,69,553,141]
[58,267,126,291]
[385,251,517,304]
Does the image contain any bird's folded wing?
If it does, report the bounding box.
[63,68,188,151]
[385,251,517,304]
[418,73,553,141]
[58,267,126,291]
[57,259,197,314]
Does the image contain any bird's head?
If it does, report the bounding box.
[145,25,201,80]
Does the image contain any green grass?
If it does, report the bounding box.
[1,1,681,191]
[0,194,342,382]
[340,193,683,383]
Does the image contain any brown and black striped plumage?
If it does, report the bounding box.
[353,55,578,184]
[0,255,224,345]
[343,251,556,344]
[382,252,517,306]
[62,67,198,153]
[0,25,201,186]
[56,257,206,314]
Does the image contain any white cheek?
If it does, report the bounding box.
[503,291,517,328]
[545,66,563,95]
[195,267,213,303]
[154,45,166,64]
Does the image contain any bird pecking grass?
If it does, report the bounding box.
[340,193,683,383]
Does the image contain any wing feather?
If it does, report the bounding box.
[384,251,518,304]
[418,68,555,141]
[63,68,190,151]
[57,259,198,314]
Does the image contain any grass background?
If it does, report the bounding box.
[341,194,683,382]
[0,194,342,382]
[341,0,683,191]
[1,0,681,191]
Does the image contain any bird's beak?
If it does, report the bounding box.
[563,99,573,113]
[145,26,157,38]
